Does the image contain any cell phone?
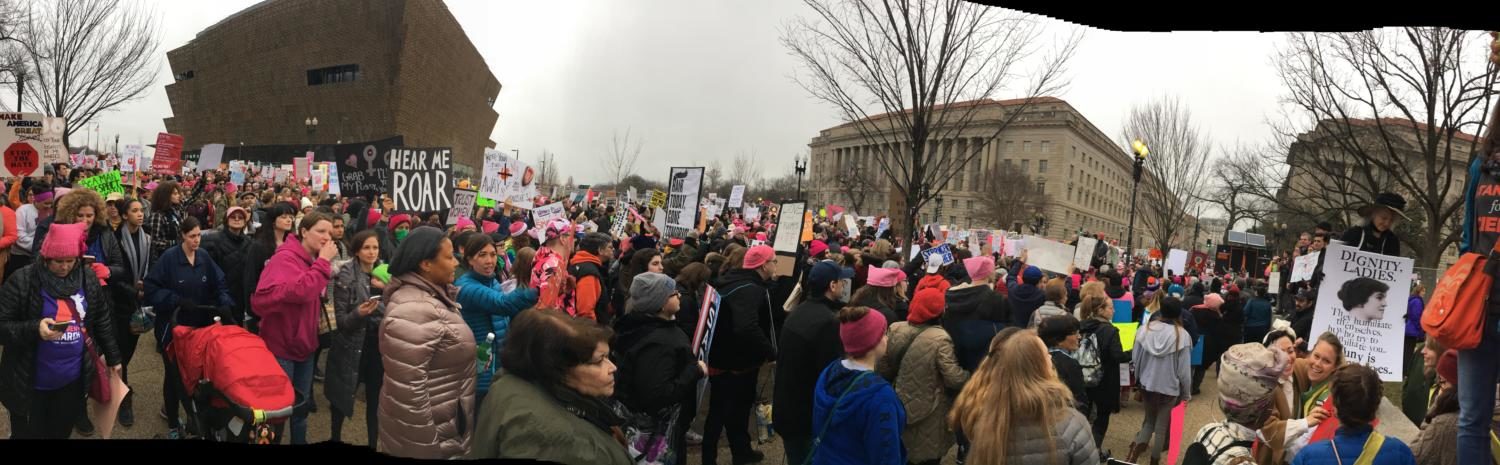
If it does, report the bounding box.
[48,320,71,332]
[366,296,381,302]
[82,255,96,264]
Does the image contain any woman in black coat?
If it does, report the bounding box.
[55,188,132,435]
[1077,294,1128,450]
[612,272,705,462]
[0,222,121,439]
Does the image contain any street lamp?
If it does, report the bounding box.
[304,117,319,153]
[1125,139,1148,266]
[794,156,807,199]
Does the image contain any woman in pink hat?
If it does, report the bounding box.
[851,267,909,323]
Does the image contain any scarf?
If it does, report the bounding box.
[120,225,150,281]
[37,259,84,298]
[547,383,629,444]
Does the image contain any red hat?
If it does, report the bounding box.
[907,288,946,325]
[387,214,411,233]
[1438,349,1459,386]
[744,245,775,269]
[669,238,684,247]
[809,240,828,257]
[509,221,528,237]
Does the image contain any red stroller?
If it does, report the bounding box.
[168,307,298,443]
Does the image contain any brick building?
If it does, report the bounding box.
[162,0,500,173]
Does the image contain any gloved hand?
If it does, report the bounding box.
[89,262,110,285]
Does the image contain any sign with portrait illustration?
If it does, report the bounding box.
[1310,243,1412,381]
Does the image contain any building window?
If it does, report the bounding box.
[1021,159,1030,172]
[1006,140,1014,153]
[1039,160,1048,173]
[175,70,195,81]
[307,64,361,86]
[1041,141,1051,153]
[967,200,974,211]
[1037,181,1045,195]
[950,215,956,225]
[1023,141,1032,152]
[951,199,958,209]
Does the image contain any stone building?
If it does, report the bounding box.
[162,0,500,173]
[807,97,1165,245]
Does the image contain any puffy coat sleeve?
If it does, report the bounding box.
[251,252,330,318]
[935,332,970,389]
[378,302,447,452]
[457,279,537,320]
[573,275,600,321]
[0,271,38,346]
[866,387,908,465]
[0,206,15,250]
[1061,409,1100,465]
[626,342,703,414]
[333,264,371,331]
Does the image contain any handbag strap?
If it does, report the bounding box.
[804,370,873,465]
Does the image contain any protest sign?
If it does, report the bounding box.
[310,164,328,191]
[532,201,565,225]
[1267,272,1281,294]
[774,201,806,254]
[844,215,859,239]
[479,149,538,209]
[610,208,628,238]
[449,189,478,226]
[78,171,124,197]
[121,145,143,173]
[921,244,956,266]
[387,147,453,212]
[1310,243,1412,381]
[331,138,402,200]
[151,132,184,175]
[664,167,704,239]
[293,157,311,182]
[1074,236,1099,270]
[653,207,668,236]
[627,187,638,204]
[1022,236,1074,275]
[1112,300,1135,324]
[1290,252,1320,282]
[1114,322,1138,351]
[876,217,890,238]
[198,144,225,172]
[325,162,341,196]
[647,190,668,209]
[0,113,49,178]
[39,116,67,168]
[744,206,761,222]
[729,185,746,208]
[229,161,245,185]
[690,285,723,405]
[1190,251,1210,271]
[1166,249,1188,276]
[480,149,505,200]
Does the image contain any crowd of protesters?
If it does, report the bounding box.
[1,154,1498,465]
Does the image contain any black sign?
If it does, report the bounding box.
[326,137,404,201]
[387,147,453,213]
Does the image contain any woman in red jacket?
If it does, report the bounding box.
[251,210,338,444]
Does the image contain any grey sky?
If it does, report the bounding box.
[85,1,1287,187]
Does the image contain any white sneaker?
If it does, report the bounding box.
[686,431,703,445]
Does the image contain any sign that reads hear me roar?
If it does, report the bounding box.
[387,147,453,213]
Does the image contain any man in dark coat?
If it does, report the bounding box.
[773,261,852,465]
[703,245,779,465]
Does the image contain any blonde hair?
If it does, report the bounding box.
[950,328,1074,465]
[1079,294,1113,321]
[1080,281,1107,302]
[868,239,893,259]
[1143,290,1163,313]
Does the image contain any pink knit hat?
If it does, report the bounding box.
[867,268,906,288]
[509,221,528,237]
[482,220,500,234]
[41,222,87,259]
[1203,293,1225,310]
[454,216,476,232]
[839,309,888,356]
[743,245,775,269]
[964,256,995,282]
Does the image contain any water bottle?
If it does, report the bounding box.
[476,332,496,372]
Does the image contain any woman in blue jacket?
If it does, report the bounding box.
[144,216,234,439]
[810,306,905,465]
[455,234,538,401]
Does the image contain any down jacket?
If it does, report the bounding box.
[0,264,120,413]
[454,270,537,396]
[378,273,476,459]
[994,408,1099,465]
[883,323,969,463]
[324,260,385,417]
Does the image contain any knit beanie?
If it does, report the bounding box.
[626,272,678,315]
[1022,265,1043,285]
[839,309,887,356]
[41,222,87,259]
[908,288,946,325]
[1438,349,1458,386]
[1202,293,1225,310]
[1218,342,1288,424]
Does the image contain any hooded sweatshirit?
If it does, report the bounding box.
[942,282,1009,371]
[1132,320,1192,400]
[810,360,907,465]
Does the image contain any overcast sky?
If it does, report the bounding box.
[82,0,1289,187]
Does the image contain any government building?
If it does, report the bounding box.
[161,0,500,175]
[807,97,1166,245]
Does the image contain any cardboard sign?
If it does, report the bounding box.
[198,144,225,172]
[325,162,341,196]
[1074,236,1099,270]
[627,187,638,204]
[387,147,453,212]
[1,113,65,178]
[1114,322,1139,351]
[744,206,761,222]
[876,217,890,238]
[653,207,668,236]
[1290,252,1320,282]
[1267,272,1281,294]
[1310,243,1412,381]
[229,161,246,186]
[1166,249,1189,276]
[1112,300,1135,323]
[532,201,566,225]
[449,189,478,226]
[773,201,807,254]
[844,214,859,239]
[729,185,746,208]
[78,171,124,197]
[151,132,184,175]
[1023,236,1074,275]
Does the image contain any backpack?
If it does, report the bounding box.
[1422,244,1499,350]
[1077,331,1103,387]
[1181,424,1254,465]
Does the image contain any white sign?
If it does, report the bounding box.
[198,144,225,172]
[844,215,859,238]
[1267,272,1281,295]
[1023,236,1075,275]
[744,206,761,223]
[1310,243,1412,381]
[773,201,806,254]
[653,207,668,236]
[627,187,638,204]
[664,167,705,239]
[1074,236,1099,270]
[1165,249,1189,276]
[121,144,143,173]
[326,162,341,196]
[1290,252,1320,283]
[531,201,566,225]
[480,149,506,200]
[39,116,67,168]
[729,185,746,208]
[479,149,538,209]
[449,189,478,226]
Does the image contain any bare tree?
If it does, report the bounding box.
[603,127,643,186]
[537,149,560,190]
[974,165,1049,231]
[706,160,723,195]
[783,0,1079,242]
[833,165,881,213]
[729,150,761,186]
[1265,28,1497,268]
[1201,142,1275,233]
[19,0,161,146]
[1119,95,1211,252]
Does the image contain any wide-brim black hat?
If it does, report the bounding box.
[1357,192,1410,221]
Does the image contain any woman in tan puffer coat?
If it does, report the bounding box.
[880,287,969,465]
[378,226,476,459]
